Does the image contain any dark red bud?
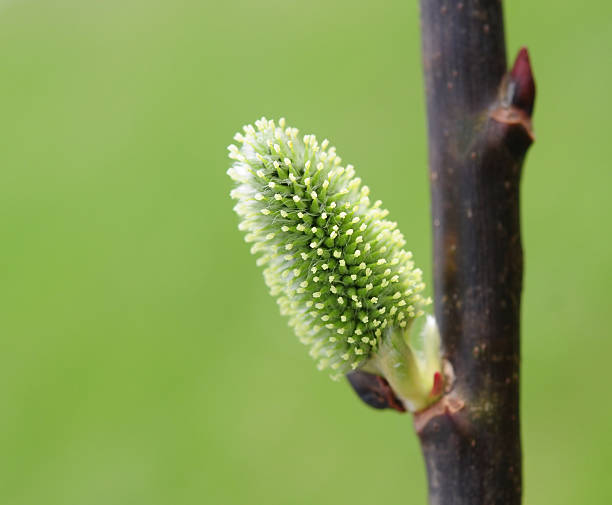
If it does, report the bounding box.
[510,47,536,116]
[430,371,444,398]
[346,371,406,413]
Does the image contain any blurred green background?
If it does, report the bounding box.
[1,1,610,504]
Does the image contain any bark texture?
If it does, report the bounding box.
[416,1,535,504]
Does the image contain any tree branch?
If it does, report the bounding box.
[416,1,535,504]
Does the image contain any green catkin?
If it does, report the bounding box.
[228,117,432,380]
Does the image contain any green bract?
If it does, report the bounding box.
[228,118,432,380]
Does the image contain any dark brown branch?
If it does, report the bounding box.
[417,1,535,504]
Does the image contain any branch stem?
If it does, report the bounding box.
[417,1,535,503]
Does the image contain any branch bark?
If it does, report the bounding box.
[416,1,535,504]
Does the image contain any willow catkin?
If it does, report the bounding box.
[228,118,430,379]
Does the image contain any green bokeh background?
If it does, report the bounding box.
[1,1,610,503]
